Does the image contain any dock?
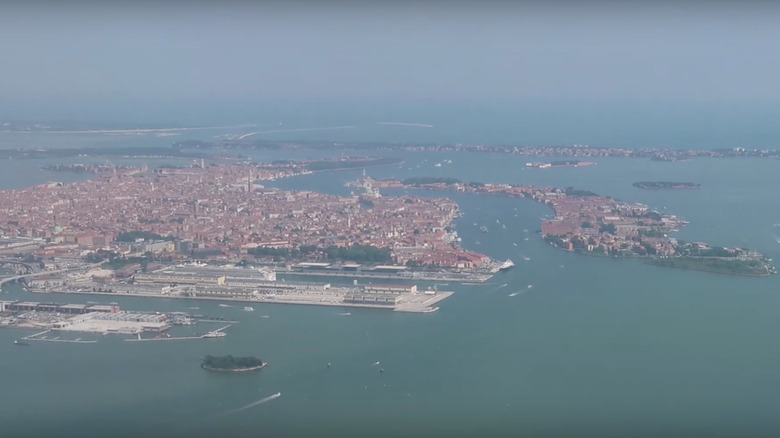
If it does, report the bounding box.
[125,324,232,342]
[22,330,97,344]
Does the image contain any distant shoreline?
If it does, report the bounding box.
[633,181,700,190]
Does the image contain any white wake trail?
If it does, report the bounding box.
[225,392,281,414]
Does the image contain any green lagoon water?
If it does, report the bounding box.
[2,137,780,437]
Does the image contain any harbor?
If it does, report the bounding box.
[20,329,97,344]
[1,300,236,343]
[125,324,231,342]
[23,264,454,313]
[277,263,494,283]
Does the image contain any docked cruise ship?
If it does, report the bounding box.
[498,259,515,271]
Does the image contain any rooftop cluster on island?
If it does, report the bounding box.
[371,176,774,277]
[0,160,496,271]
[0,154,774,278]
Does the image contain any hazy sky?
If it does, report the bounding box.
[2,1,780,104]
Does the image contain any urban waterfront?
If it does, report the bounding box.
[3,137,780,437]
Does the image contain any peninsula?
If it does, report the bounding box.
[201,355,265,372]
[633,181,700,190]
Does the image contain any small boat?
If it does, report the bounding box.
[508,292,519,297]
[338,312,351,316]
[218,304,231,308]
[13,340,30,346]
[244,306,254,312]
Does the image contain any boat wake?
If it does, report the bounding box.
[225,392,281,414]
[338,312,351,316]
[495,283,509,290]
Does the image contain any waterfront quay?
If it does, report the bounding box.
[0,300,208,340]
[26,264,452,313]
[278,262,492,283]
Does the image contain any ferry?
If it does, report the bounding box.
[498,259,515,271]
[243,306,254,312]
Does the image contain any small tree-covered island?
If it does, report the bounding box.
[201,355,265,372]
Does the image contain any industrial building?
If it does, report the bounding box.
[193,286,258,299]
[55,311,170,334]
[133,272,226,285]
[2,301,120,314]
[343,294,401,306]
[363,283,418,294]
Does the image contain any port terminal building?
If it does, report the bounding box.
[54,311,170,334]
[343,294,402,306]
[134,272,226,285]
[0,300,120,314]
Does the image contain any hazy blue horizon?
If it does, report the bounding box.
[3,98,780,149]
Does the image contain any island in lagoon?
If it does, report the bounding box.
[361,176,775,277]
[633,181,700,190]
[201,355,265,372]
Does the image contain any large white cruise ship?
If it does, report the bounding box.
[498,259,515,271]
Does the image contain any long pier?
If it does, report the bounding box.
[125,324,232,342]
[22,330,97,344]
